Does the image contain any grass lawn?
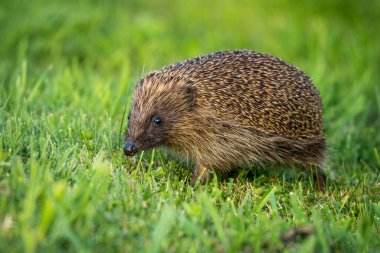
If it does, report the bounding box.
[1,0,379,252]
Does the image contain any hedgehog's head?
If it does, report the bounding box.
[123,73,196,156]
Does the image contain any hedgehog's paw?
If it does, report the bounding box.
[191,164,210,186]
[312,169,327,192]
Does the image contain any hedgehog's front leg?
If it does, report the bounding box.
[191,163,211,186]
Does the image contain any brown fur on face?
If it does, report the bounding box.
[125,76,196,151]
[124,50,326,188]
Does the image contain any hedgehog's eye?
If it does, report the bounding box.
[152,115,162,126]
[128,112,131,121]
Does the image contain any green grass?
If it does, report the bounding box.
[1,0,380,252]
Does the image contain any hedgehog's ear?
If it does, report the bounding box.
[181,86,196,109]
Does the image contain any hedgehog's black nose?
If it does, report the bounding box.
[123,141,137,156]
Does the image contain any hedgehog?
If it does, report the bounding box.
[123,50,326,188]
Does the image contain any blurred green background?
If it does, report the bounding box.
[1,0,380,252]
[1,0,379,159]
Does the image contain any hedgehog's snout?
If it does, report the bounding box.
[123,141,138,156]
